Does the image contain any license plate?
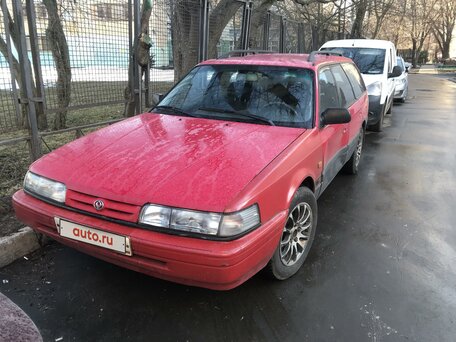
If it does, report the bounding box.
[55,218,132,256]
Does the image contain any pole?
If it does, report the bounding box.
[26,0,47,120]
[12,0,42,160]
[263,11,270,50]
[279,17,285,53]
[240,1,252,51]
[133,0,142,113]
[1,0,21,127]
[198,0,209,61]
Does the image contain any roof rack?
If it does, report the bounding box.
[307,50,343,62]
[218,49,272,59]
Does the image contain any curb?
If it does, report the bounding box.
[0,227,43,268]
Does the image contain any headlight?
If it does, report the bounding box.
[24,171,66,203]
[139,204,260,237]
[171,209,221,235]
[367,81,382,96]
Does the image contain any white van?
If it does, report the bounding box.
[320,39,402,131]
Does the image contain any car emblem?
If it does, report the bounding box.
[93,199,104,211]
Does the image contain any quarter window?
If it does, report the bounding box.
[330,64,356,108]
[318,67,340,115]
[342,63,366,99]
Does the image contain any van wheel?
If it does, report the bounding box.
[267,187,317,280]
[369,109,384,132]
[343,127,364,175]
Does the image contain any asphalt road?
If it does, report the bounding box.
[1,73,456,342]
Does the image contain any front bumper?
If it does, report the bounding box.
[13,190,286,290]
[367,95,384,125]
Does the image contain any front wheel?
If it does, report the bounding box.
[267,187,317,280]
[369,107,384,132]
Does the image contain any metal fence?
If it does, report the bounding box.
[0,0,342,163]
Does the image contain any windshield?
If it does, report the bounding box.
[321,47,386,75]
[154,65,314,128]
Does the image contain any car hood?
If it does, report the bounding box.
[361,73,383,87]
[31,113,304,212]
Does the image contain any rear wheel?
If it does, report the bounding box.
[343,127,365,175]
[267,187,317,280]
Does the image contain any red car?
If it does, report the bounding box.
[13,52,368,290]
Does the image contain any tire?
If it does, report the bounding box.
[369,108,384,132]
[267,187,317,280]
[398,97,405,103]
[343,127,365,175]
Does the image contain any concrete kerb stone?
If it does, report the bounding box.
[0,227,45,268]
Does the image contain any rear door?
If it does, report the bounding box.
[317,66,348,194]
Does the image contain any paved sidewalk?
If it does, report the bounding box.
[418,64,437,74]
[0,292,42,342]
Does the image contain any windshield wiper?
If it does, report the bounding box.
[197,107,275,126]
[153,105,198,118]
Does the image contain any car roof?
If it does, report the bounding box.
[321,39,396,49]
[199,53,354,69]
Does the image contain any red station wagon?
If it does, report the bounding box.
[13,51,368,290]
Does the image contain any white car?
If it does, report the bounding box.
[320,39,402,132]
[394,57,409,103]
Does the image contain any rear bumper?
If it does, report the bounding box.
[13,190,286,290]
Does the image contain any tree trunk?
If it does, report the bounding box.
[247,0,275,49]
[207,0,244,58]
[172,0,201,81]
[351,0,368,38]
[124,0,153,117]
[43,0,71,130]
[442,41,450,59]
[411,38,417,67]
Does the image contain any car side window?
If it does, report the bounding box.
[330,64,356,108]
[318,67,340,115]
[342,63,366,98]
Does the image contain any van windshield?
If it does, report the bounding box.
[321,47,386,75]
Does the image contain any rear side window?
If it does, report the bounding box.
[330,64,356,108]
[342,63,366,99]
[318,67,340,115]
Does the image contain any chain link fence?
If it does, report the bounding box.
[0,0,342,139]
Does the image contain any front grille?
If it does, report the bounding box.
[66,190,140,222]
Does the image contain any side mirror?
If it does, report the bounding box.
[151,93,165,106]
[320,108,351,126]
[388,65,402,78]
[405,66,409,73]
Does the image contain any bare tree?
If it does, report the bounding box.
[368,0,395,38]
[124,0,153,117]
[432,0,456,60]
[351,0,368,38]
[43,0,72,129]
[407,0,438,66]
